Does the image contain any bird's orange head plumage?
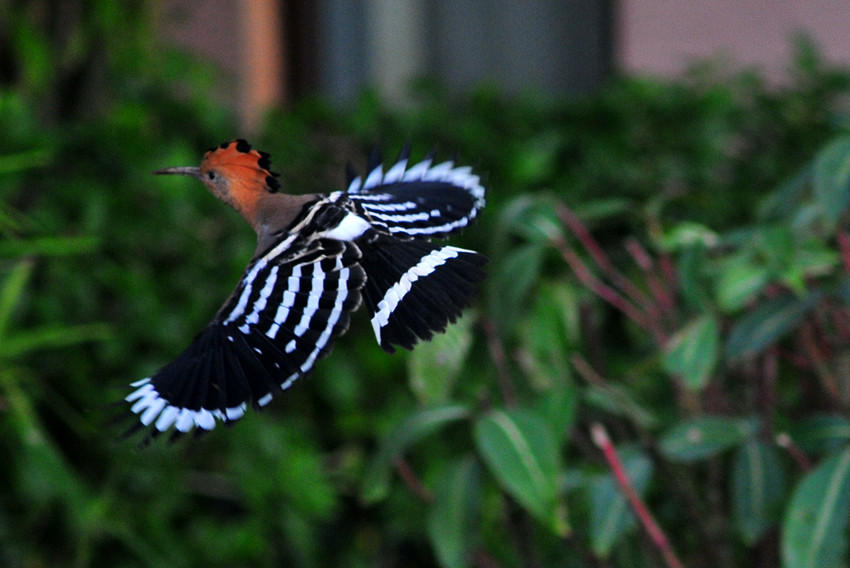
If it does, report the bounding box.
[155,139,281,230]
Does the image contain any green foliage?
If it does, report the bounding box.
[5,4,850,566]
[588,446,654,558]
[474,409,567,534]
[782,449,850,568]
[733,440,786,544]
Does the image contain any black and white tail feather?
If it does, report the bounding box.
[124,148,486,441]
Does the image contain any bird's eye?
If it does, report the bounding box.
[207,171,216,180]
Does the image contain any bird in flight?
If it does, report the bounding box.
[124,139,486,440]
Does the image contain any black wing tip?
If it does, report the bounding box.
[345,162,358,185]
[368,146,383,171]
[398,141,412,162]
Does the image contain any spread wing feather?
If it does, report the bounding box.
[124,239,364,440]
[347,155,485,239]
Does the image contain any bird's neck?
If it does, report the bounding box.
[252,192,321,252]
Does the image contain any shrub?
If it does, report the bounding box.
[3,4,850,565]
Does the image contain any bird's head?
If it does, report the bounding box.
[155,139,281,229]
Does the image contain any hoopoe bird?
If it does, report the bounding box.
[124,139,486,439]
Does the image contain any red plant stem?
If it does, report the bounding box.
[625,237,676,324]
[829,304,850,342]
[482,318,517,407]
[552,236,666,345]
[777,348,812,370]
[798,322,841,402]
[570,353,605,386]
[659,253,678,295]
[775,433,813,471]
[591,423,686,568]
[837,231,850,273]
[394,458,433,502]
[759,348,778,437]
[473,550,505,568]
[557,205,662,325]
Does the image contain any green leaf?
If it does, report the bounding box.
[583,383,657,430]
[790,415,850,456]
[758,225,796,269]
[656,221,719,251]
[497,195,563,244]
[361,404,470,504]
[0,260,33,340]
[427,457,481,568]
[782,448,850,568]
[714,254,771,312]
[537,383,579,444]
[757,166,812,222]
[474,409,567,534]
[0,148,52,175]
[518,280,579,390]
[2,323,112,360]
[732,440,785,544]
[589,446,653,557]
[725,292,822,360]
[659,416,759,462]
[0,236,100,258]
[662,314,719,390]
[490,242,547,329]
[520,281,580,440]
[832,275,850,304]
[510,130,562,186]
[677,243,711,311]
[573,198,633,221]
[813,135,850,228]
[408,312,475,404]
[791,239,840,280]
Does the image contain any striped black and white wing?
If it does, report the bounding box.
[346,150,485,239]
[357,236,487,352]
[125,237,365,440]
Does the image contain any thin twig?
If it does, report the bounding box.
[625,237,676,329]
[775,433,813,471]
[591,423,686,568]
[570,352,605,386]
[473,550,506,568]
[481,318,517,407]
[837,231,850,273]
[503,495,542,568]
[659,253,678,299]
[758,348,778,437]
[551,235,663,343]
[798,321,841,403]
[829,304,850,342]
[393,458,433,503]
[557,204,656,312]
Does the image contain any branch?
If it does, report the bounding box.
[556,205,655,310]
[393,458,433,502]
[591,423,686,568]
[481,318,517,407]
[775,433,813,471]
[625,237,676,326]
[837,231,850,273]
[798,321,841,403]
[551,235,663,343]
[557,205,669,342]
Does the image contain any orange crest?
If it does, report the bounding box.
[200,139,281,194]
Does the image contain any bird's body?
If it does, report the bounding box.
[125,139,486,439]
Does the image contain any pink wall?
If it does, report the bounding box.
[618,0,850,76]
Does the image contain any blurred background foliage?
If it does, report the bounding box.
[4,3,850,568]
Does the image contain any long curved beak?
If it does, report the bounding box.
[152,166,202,178]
